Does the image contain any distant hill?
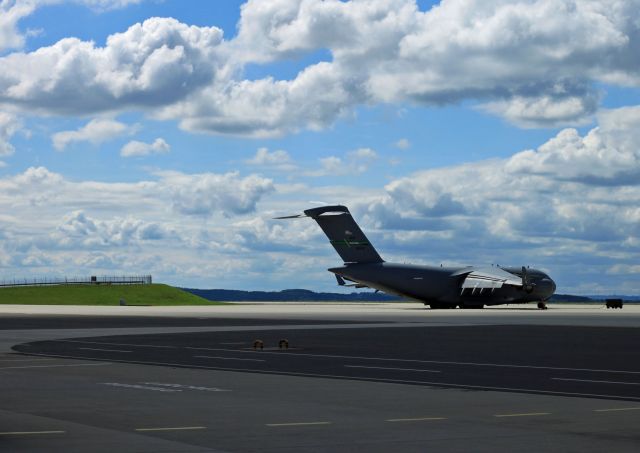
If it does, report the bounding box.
[586,295,640,301]
[181,288,400,302]
[548,294,594,302]
[0,284,219,305]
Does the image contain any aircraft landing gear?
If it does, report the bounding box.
[538,302,548,310]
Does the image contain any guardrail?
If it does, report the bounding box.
[0,275,152,288]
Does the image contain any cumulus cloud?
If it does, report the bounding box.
[52,118,136,150]
[506,106,640,184]
[120,137,170,157]
[0,1,147,53]
[394,138,410,150]
[0,165,280,286]
[245,147,295,171]
[160,170,275,217]
[355,106,640,292]
[310,147,378,176]
[163,61,359,137]
[198,0,640,132]
[0,0,35,52]
[0,17,224,114]
[58,210,173,246]
[2,1,640,135]
[0,111,20,156]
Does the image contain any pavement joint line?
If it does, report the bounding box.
[0,430,66,436]
[594,407,640,412]
[16,352,640,402]
[183,347,640,375]
[553,377,640,386]
[494,412,551,418]
[386,417,447,422]
[194,355,266,362]
[79,347,132,353]
[135,426,207,432]
[266,422,332,427]
[345,365,441,373]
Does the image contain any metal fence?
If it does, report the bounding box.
[0,275,152,288]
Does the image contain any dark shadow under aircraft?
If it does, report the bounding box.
[276,205,556,309]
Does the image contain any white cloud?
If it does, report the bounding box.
[505,106,640,184]
[0,111,21,156]
[310,147,378,176]
[0,1,146,53]
[0,105,638,293]
[74,0,145,12]
[205,0,640,131]
[3,1,640,136]
[245,147,296,171]
[0,165,280,286]
[58,210,173,246]
[394,138,410,150]
[120,138,170,157]
[160,170,275,217]
[0,17,224,114]
[163,61,358,137]
[52,118,136,150]
[354,106,640,292]
[0,0,36,52]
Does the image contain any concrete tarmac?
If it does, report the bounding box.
[1,302,639,452]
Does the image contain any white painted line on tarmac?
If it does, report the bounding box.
[345,365,440,373]
[0,358,59,362]
[101,382,182,392]
[135,426,206,432]
[56,339,176,349]
[141,382,230,392]
[185,347,640,375]
[23,352,640,402]
[194,355,265,362]
[494,412,550,418]
[80,347,131,353]
[219,342,246,345]
[0,363,109,370]
[594,407,640,412]
[266,421,331,427]
[0,430,65,436]
[386,417,447,422]
[553,377,640,386]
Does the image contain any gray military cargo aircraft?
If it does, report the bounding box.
[276,205,556,309]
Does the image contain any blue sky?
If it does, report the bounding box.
[0,0,639,295]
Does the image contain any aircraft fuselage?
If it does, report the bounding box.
[329,262,556,308]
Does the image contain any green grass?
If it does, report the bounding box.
[0,284,224,306]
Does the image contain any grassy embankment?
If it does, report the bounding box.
[0,284,223,306]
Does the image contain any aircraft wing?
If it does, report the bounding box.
[454,267,522,290]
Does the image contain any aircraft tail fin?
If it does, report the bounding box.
[302,205,383,264]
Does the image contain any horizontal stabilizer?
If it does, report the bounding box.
[273,214,308,219]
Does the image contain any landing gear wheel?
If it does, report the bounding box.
[537,302,547,310]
